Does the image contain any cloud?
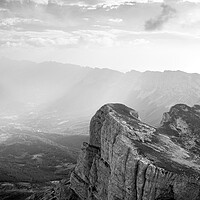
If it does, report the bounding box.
[145,4,176,31]
[109,18,123,23]
[2,0,49,4]
[0,18,43,27]
[182,0,200,2]
[1,0,200,50]
[178,7,200,26]
[30,0,49,4]
[0,29,117,48]
[0,28,153,49]
[0,30,80,48]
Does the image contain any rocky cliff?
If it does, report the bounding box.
[70,103,200,200]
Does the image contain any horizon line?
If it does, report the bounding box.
[0,56,198,75]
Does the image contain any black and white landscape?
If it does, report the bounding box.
[1,0,200,200]
[1,59,200,199]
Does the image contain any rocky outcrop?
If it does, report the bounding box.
[70,103,200,200]
[26,180,81,200]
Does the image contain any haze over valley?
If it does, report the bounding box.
[1,58,200,194]
[0,58,200,133]
[1,0,200,199]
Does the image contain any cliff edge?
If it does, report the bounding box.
[70,103,200,200]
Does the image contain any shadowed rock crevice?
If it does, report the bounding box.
[155,185,175,200]
[70,103,200,200]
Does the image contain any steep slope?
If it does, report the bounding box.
[70,103,200,200]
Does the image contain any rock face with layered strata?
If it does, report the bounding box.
[70,103,200,200]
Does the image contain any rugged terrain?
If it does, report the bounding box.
[0,129,88,200]
[70,103,200,200]
[0,127,89,183]
[2,58,200,199]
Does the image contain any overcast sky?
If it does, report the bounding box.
[1,0,200,72]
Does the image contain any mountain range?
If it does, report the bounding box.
[0,58,200,132]
[1,58,200,199]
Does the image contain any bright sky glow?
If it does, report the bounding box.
[1,0,200,72]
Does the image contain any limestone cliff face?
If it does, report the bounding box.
[70,103,200,200]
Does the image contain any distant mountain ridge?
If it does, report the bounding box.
[0,58,200,130]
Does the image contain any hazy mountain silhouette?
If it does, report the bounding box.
[0,58,200,129]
